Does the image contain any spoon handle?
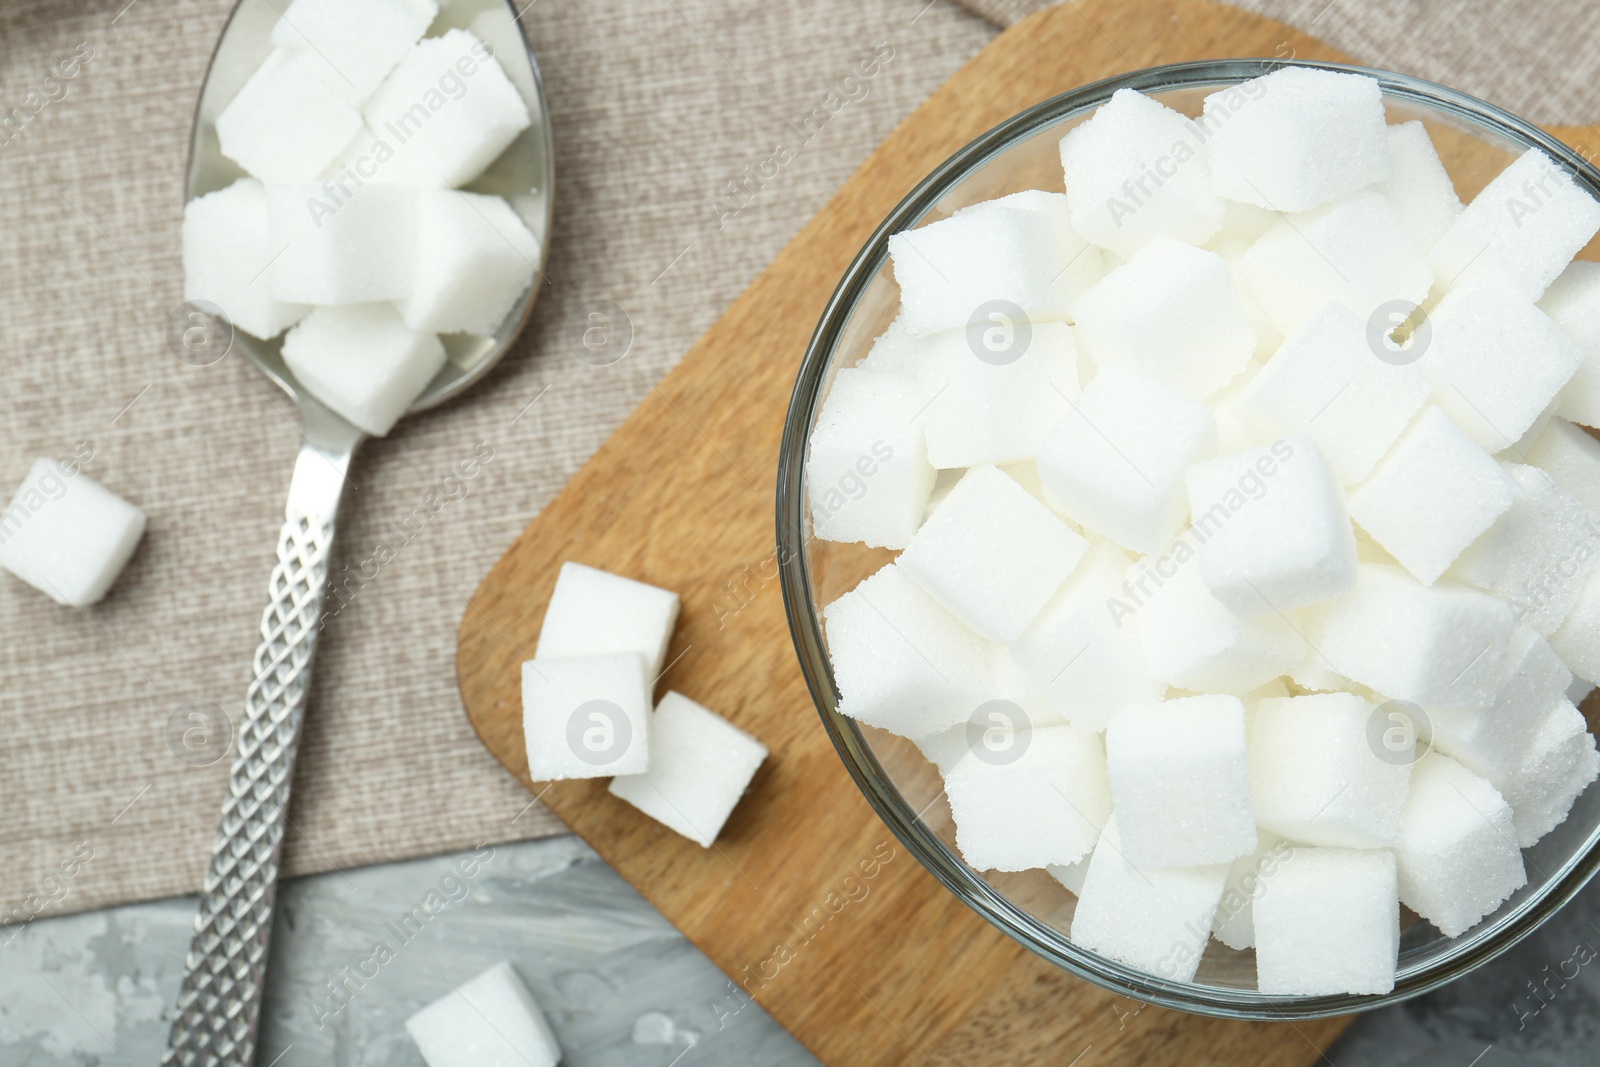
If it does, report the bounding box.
[163,418,359,1067]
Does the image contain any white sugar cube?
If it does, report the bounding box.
[608,692,767,847]
[1526,419,1600,521]
[400,190,539,334]
[405,961,560,1067]
[1348,407,1516,584]
[808,367,936,549]
[1539,261,1600,429]
[1035,366,1218,554]
[914,723,973,775]
[1070,817,1229,983]
[1250,693,1409,848]
[1288,651,1351,693]
[1008,540,1163,734]
[1059,88,1224,258]
[272,0,437,106]
[965,190,1105,308]
[1253,846,1399,995]
[1551,569,1600,684]
[1431,148,1600,300]
[182,179,310,340]
[1309,563,1516,707]
[1071,236,1255,401]
[1211,832,1289,951]
[1378,120,1462,252]
[1202,67,1388,213]
[534,562,679,678]
[857,314,919,377]
[266,183,417,305]
[1047,856,1090,896]
[912,320,1080,468]
[1210,199,1278,247]
[1397,752,1526,937]
[1185,436,1357,615]
[1105,694,1256,867]
[1132,554,1305,694]
[945,724,1110,871]
[1417,276,1581,452]
[1236,190,1433,336]
[216,49,363,183]
[365,30,532,188]
[1427,628,1572,784]
[281,303,446,436]
[1501,700,1599,845]
[1451,464,1600,633]
[1234,302,1431,484]
[521,653,651,780]
[898,465,1090,642]
[0,459,145,607]
[889,204,1076,336]
[1570,676,1596,706]
[823,563,993,739]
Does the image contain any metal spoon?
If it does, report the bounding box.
[163,2,552,1062]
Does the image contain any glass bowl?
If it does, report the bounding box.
[775,58,1600,1020]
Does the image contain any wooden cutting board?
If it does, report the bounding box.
[457,1,1600,1062]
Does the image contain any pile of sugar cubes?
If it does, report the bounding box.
[812,65,1600,995]
[521,562,768,847]
[406,960,561,1067]
[182,0,541,436]
[0,457,145,607]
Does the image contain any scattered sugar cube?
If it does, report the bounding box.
[1202,67,1388,213]
[823,562,994,739]
[965,190,1104,309]
[273,0,437,106]
[1234,302,1431,484]
[912,321,1080,468]
[1525,419,1600,520]
[899,465,1090,642]
[1309,563,1516,707]
[1071,236,1256,400]
[1431,148,1600,300]
[1451,463,1600,633]
[945,724,1111,871]
[266,183,417,305]
[1070,817,1229,983]
[1059,88,1224,258]
[216,49,363,183]
[1378,120,1463,252]
[1539,261,1600,429]
[889,204,1076,336]
[1253,846,1399,995]
[1397,752,1526,937]
[522,653,651,780]
[405,961,560,1067]
[1132,554,1305,694]
[1185,435,1358,615]
[400,190,539,334]
[1008,540,1162,734]
[1348,407,1517,584]
[182,178,310,340]
[1236,189,1434,336]
[1104,694,1256,867]
[1250,693,1409,848]
[0,459,145,607]
[1500,700,1599,845]
[281,304,445,435]
[1550,569,1600,684]
[1035,366,1218,554]
[1211,832,1289,951]
[808,367,937,549]
[608,692,767,847]
[365,29,532,188]
[534,562,679,678]
[1417,276,1581,453]
[1427,628,1572,784]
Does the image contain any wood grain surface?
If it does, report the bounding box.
[457,0,1600,1062]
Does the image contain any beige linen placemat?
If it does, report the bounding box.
[1,0,1597,923]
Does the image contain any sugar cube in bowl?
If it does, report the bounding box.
[778,60,1600,1018]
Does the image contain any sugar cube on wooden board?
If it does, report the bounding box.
[521,653,652,780]
[405,961,560,1067]
[0,459,145,607]
[280,303,446,436]
[534,561,679,678]
[608,692,767,847]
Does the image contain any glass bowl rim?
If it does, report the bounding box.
[775,56,1600,1020]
